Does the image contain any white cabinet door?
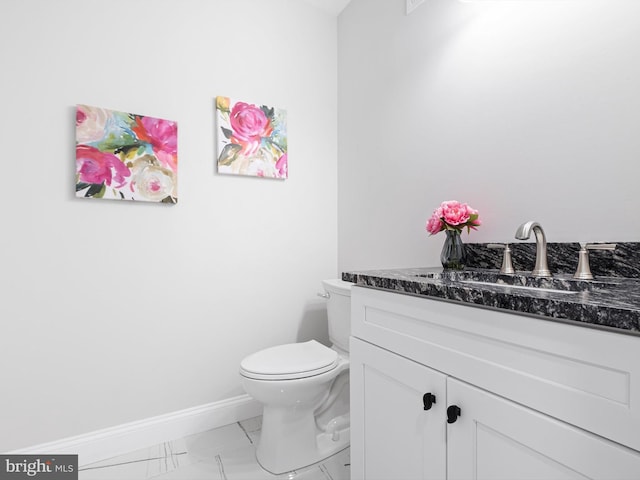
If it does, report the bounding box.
[447,378,640,480]
[350,337,447,480]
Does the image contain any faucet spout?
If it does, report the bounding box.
[515,221,551,277]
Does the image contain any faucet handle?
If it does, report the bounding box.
[488,243,515,274]
[573,243,617,280]
[585,242,616,251]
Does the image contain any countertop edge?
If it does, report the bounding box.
[342,269,640,337]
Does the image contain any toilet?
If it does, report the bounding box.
[239,279,353,474]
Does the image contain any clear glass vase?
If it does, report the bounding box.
[440,229,467,270]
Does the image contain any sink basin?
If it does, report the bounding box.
[458,279,580,295]
[412,269,603,294]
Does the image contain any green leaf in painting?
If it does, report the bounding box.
[161,196,177,204]
[266,136,286,154]
[221,127,233,139]
[97,131,138,152]
[76,182,91,192]
[260,106,274,119]
[113,143,143,161]
[94,183,106,198]
[85,182,106,198]
[218,143,242,166]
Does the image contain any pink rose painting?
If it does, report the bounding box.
[75,104,178,203]
[216,96,288,179]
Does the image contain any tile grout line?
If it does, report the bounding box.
[215,454,228,480]
[166,441,179,470]
[319,463,335,480]
[237,421,254,445]
[78,453,188,472]
[164,442,171,472]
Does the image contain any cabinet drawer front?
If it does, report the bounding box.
[352,286,640,451]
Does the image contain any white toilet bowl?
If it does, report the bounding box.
[241,341,349,474]
[239,279,353,475]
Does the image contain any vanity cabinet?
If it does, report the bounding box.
[350,286,640,480]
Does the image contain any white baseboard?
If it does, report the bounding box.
[8,394,261,467]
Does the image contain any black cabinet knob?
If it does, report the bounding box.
[447,405,461,423]
[423,393,436,411]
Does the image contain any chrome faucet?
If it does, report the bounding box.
[515,221,551,277]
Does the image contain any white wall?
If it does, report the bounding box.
[338,0,640,271]
[0,0,338,451]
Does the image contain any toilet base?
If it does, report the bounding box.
[256,418,350,475]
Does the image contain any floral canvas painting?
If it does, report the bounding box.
[215,96,288,179]
[76,105,178,203]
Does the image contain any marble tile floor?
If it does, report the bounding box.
[78,416,350,480]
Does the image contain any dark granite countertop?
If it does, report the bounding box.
[342,267,640,336]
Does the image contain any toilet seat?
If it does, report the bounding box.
[240,340,339,381]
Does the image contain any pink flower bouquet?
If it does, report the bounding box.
[426,200,481,235]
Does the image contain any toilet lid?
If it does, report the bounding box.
[240,340,339,380]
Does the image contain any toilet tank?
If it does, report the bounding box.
[321,279,354,354]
